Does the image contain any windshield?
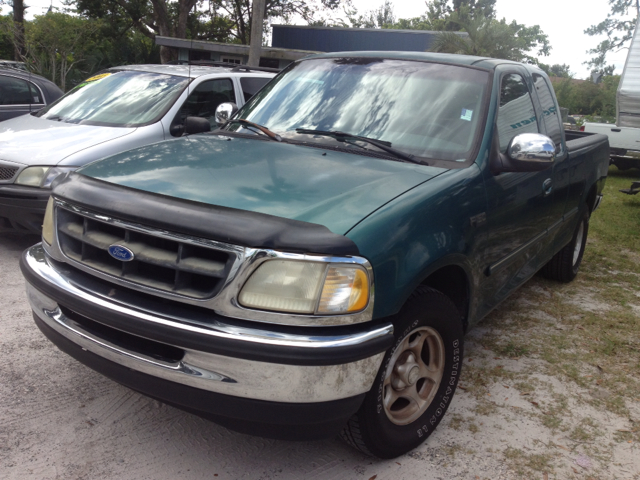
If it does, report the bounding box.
[37,70,189,127]
[233,58,490,163]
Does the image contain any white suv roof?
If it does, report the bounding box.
[111,64,278,79]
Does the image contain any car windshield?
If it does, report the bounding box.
[233,57,490,163]
[37,70,189,127]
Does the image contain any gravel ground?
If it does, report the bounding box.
[1,232,638,480]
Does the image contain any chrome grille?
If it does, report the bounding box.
[0,166,18,181]
[56,206,235,299]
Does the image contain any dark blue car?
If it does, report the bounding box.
[0,66,63,122]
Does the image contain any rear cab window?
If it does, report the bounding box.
[533,73,563,153]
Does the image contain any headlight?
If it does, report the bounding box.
[238,260,370,315]
[42,196,54,245]
[15,166,49,187]
[15,166,76,188]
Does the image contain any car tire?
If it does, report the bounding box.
[341,286,464,458]
[541,210,589,283]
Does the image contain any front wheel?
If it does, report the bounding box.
[341,287,464,458]
[541,210,589,283]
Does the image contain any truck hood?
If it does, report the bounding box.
[78,134,446,234]
[0,114,135,166]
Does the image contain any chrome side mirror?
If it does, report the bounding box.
[215,102,238,126]
[492,132,556,174]
[508,133,555,163]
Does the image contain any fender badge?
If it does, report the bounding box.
[108,244,135,262]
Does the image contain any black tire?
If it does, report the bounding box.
[541,210,589,283]
[341,286,464,458]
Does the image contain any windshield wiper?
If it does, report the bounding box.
[226,119,282,142]
[295,128,421,164]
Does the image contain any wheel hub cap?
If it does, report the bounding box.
[383,326,446,426]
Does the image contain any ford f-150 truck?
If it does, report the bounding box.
[20,52,609,458]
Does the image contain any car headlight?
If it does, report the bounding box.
[42,196,54,245]
[238,260,370,315]
[15,166,76,188]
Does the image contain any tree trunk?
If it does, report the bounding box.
[248,0,266,66]
[149,0,198,63]
[176,0,198,38]
[150,0,175,63]
[13,0,26,61]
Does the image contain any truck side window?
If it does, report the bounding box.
[533,73,563,151]
[176,78,236,127]
[496,73,538,153]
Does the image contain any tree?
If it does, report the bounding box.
[215,0,344,44]
[430,13,550,64]
[584,0,640,74]
[2,12,99,90]
[550,75,621,120]
[346,0,395,29]
[1,0,27,59]
[539,63,573,78]
[0,15,15,58]
[73,0,346,61]
[425,0,496,31]
[72,0,199,63]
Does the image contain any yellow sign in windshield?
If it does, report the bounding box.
[84,73,112,83]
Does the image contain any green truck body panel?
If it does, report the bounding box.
[74,54,609,325]
[79,135,445,236]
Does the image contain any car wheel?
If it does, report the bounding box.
[541,210,589,283]
[341,286,464,458]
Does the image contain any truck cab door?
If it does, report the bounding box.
[477,69,558,313]
[531,73,571,259]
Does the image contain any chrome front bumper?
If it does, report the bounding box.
[23,244,392,404]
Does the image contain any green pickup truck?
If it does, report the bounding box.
[21,52,609,458]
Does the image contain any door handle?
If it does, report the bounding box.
[611,128,621,132]
[542,178,553,196]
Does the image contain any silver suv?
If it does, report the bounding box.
[0,64,276,233]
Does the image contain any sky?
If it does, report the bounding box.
[15,0,633,80]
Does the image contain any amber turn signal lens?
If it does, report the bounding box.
[317,266,369,314]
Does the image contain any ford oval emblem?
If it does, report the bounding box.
[108,244,135,262]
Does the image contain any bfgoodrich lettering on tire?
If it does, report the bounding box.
[341,286,464,458]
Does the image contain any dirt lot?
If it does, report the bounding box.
[1,174,639,480]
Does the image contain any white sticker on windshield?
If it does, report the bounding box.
[461,108,473,121]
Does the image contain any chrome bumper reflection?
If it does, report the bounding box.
[25,246,389,403]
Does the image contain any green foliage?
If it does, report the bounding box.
[1,12,100,90]
[585,0,640,74]
[74,0,347,48]
[550,75,620,118]
[538,63,573,78]
[346,0,395,28]
[0,15,14,59]
[425,0,496,31]
[430,13,550,64]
